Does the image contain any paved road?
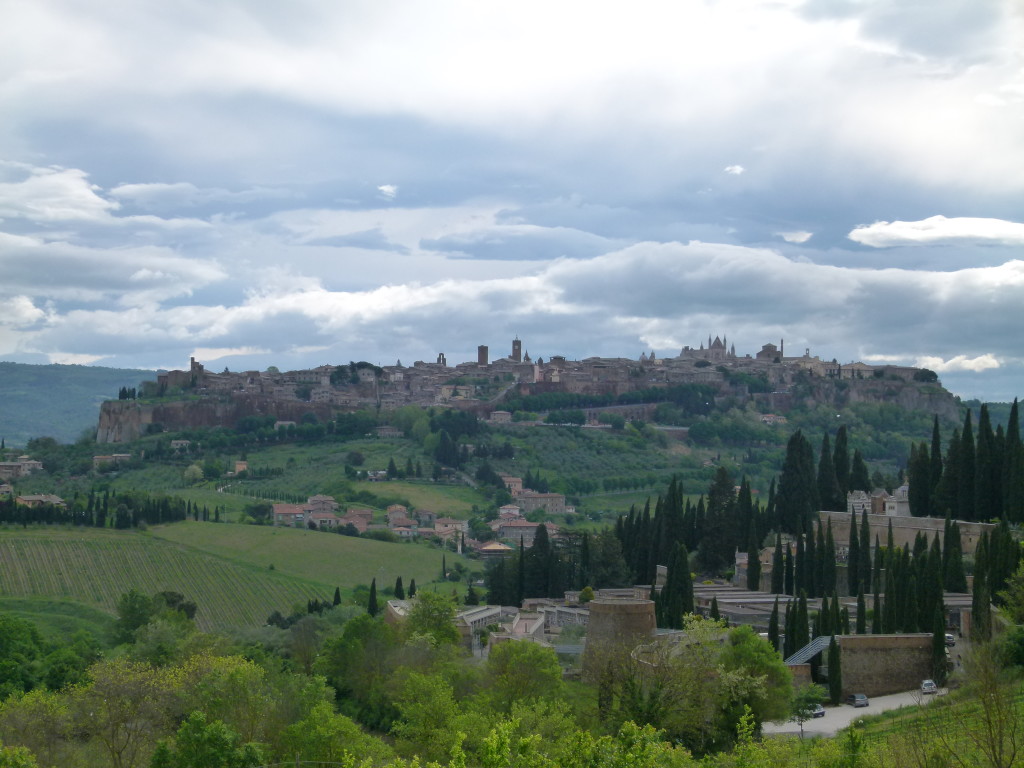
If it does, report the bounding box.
[763,688,944,738]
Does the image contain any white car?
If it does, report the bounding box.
[921,679,938,695]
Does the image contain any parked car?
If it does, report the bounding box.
[921,679,938,695]
[812,704,826,718]
[945,633,956,647]
[845,693,869,708]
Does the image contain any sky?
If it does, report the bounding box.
[1,0,1022,401]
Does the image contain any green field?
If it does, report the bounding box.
[0,523,477,634]
[0,527,325,632]
[0,597,116,645]
[149,520,475,591]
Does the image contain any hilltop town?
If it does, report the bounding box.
[97,335,957,442]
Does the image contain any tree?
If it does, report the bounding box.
[850,450,871,493]
[483,640,564,713]
[394,576,405,600]
[114,589,155,645]
[777,431,818,534]
[817,433,842,511]
[73,659,178,768]
[768,597,780,653]
[827,636,842,705]
[406,592,459,646]
[718,624,794,728]
[149,711,264,768]
[367,578,379,617]
[790,684,827,739]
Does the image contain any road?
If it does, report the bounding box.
[763,688,945,738]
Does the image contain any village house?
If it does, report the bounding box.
[515,491,567,516]
[495,519,559,547]
[16,494,65,508]
[499,475,524,494]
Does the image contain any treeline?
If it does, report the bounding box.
[0,491,221,529]
[503,382,716,416]
[907,402,1024,522]
[485,527,632,605]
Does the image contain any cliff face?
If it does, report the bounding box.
[97,396,337,443]
[792,378,960,421]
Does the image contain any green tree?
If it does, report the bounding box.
[406,592,459,646]
[790,684,827,739]
[827,636,842,705]
[114,589,155,645]
[149,711,263,768]
[394,576,405,600]
[483,640,563,714]
[367,578,379,617]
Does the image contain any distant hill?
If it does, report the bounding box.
[0,362,154,446]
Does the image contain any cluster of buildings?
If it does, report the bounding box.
[144,335,933,418]
[0,456,44,481]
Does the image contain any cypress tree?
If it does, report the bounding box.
[930,416,944,510]
[795,591,810,650]
[959,411,976,520]
[709,596,720,622]
[873,534,884,594]
[818,433,842,511]
[908,442,931,517]
[834,425,851,497]
[819,594,832,636]
[777,431,819,534]
[859,511,871,593]
[768,596,780,652]
[827,636,842,705]
[408,578,417,597]
[850,450,871,493]
[856,590,866,634]
[746,524,762,591]
[795,534,807,595]
[823,520,837,596]
[975,404,999,520]
[931,606,949,685]
[394,576,405,600]
[872,590,881,634]
[367,578,379,616]
[848,511,861,596]
[1005,399,1023,523]
[972,536,991,642]
[784,543,795,596]
[771,534,784,593]
[333,586,341,606]
[783,600,794,658]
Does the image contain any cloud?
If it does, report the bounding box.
[377,184,398,200]
[0,163,117,222]
[192,346,270,362]
[0,296,48,327]
[777,231,813,243]
[109,181,296,211]
[914,354,1001,373]
[724,165,745,175]
[849,216,1024,247]
[0,233,226,305]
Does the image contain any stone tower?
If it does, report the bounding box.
[512,337,522,363]
[478,345,489,366]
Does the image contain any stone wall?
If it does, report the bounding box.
[839,633,932,697]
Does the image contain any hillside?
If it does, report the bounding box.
[0,362,153,446]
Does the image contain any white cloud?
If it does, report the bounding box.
[0,296,47,327]
[110,181,295,210]
[777,230,813,243]
[0,164,117,222]
[47,352,105,365]
[724,165,745,175]
[849,215,1024,247]
[915,354,1001,373]
[377,184,398,199]
[192,346,270,361]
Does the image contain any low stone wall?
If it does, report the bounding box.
[839,633,932,697]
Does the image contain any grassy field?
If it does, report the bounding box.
[149,520,476,592]
[0,597,116,645]
[0,526,325,632]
